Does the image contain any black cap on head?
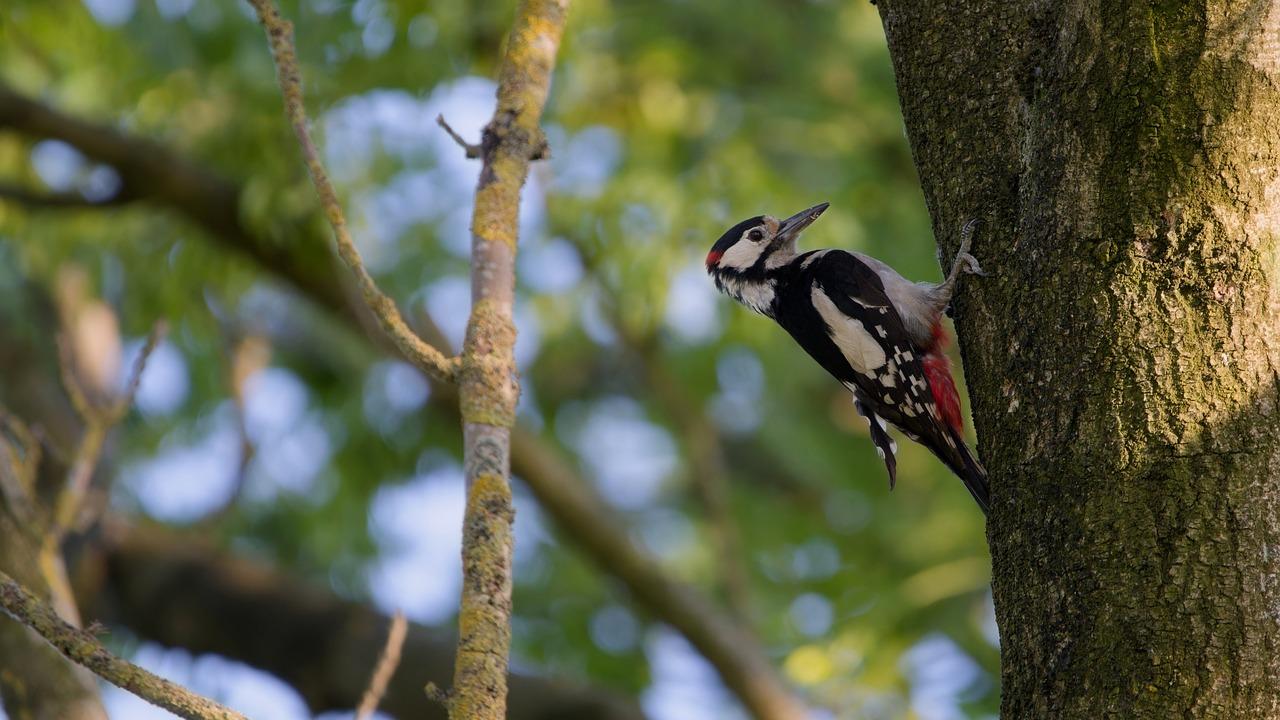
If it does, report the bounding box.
[705,215,765,269]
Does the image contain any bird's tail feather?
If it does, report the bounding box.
[940,429,990,516]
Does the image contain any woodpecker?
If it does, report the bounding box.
[705,203,990,515]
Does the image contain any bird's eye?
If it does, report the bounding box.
[747,228,764,242]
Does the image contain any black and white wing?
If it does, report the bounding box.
[804,252,941,433]
[781,251,990,512]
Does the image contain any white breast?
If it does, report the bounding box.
[721,276,776,316]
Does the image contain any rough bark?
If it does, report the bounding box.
[876,1,1280,717]
[74,522,645,720]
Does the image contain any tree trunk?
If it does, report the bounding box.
[876,1,1280,716]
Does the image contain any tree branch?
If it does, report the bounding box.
[247,1,566,717]
[0,568,247,720]
[0,82,360,328]
[40,320,165,628]
[245,1,458,385]
[435,115,481,158]
[51,320,165,545]
[565,237,757,625]
[0,87,806,719]
[445,1,569,716]
[446,2,568,717]
[76,520,645,720]
[0,181,131,208]
[355,610,407,720]
[508,429,810,720]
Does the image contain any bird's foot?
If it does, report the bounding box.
[956,250,986,277]
[934,219,987,313]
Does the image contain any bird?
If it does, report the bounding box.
[705,203,990,514]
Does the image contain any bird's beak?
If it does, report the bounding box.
[776,202,829,244]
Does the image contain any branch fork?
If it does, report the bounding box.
[437,114,549,161]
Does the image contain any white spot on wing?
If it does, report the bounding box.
[812,286,887,374]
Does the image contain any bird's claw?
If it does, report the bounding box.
[958,251,987,277]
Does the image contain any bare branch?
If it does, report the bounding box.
[435,115,482,158]
[0,569,248,720]
[51,320,166,545]
[356,611,407,720]
[246,0,458,385]
[46,320,166,626]
[111,321,167,420]
[55,333,95,422]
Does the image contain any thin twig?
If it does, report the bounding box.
[0,569,249,720]
[55,334,95,421]
[111,321,167,420]
[200,332,264,525]
[51,321,166,543]
[435,115,482,158]
[245,0,459,384]
[356,611,408,720]
[46,320,166,626]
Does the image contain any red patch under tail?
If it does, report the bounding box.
[923,324,963,434]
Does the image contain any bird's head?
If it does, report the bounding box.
[705,202,829,276]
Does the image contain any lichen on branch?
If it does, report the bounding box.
[445,2,568,719]
[0,569,248,720]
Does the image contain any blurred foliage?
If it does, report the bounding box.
[0,0,995,718]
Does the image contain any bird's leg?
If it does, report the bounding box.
[932,218,986,315]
